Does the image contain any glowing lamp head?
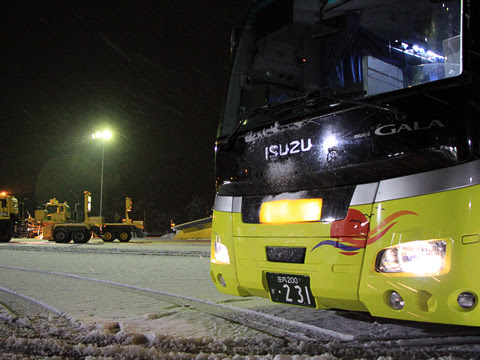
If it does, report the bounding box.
[213,242,230,264]
[92,129,112,140]
[260,198,322,224]
[376,240,446,275]
[102,130,112,139]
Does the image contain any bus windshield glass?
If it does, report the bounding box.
[219,0,462,137]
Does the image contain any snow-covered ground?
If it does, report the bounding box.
[1,238,480,359]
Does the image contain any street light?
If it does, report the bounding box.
[91,129,112,217]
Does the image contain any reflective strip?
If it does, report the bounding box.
[214,195,233,212]
[214,195,242,213]
[375,159,480,202]
[233,197,242,213]
[350,183,379,206]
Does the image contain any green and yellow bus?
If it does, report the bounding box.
[210,0,480,326]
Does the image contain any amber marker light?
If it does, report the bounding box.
[260,198,323,224]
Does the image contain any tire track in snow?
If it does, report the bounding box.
[0,285,66,318]
[0,278,300,358]
[2,265,480,359]
[0,289,281,360]
[0,264,353,342]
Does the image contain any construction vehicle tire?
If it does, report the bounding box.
[102,231,115,242]
[72,231,88,243]
[54,229,70,243]
[118,231,132,242]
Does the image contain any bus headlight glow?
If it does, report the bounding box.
[260,198,323,224]
[376,240,446,275]
[214,242,230,264]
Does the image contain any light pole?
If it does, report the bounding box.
[91,129,112,217]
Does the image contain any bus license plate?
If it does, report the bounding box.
[266,273,316,308]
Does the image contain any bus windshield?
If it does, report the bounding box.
[219,0,462,137]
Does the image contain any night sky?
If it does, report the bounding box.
[1,2,249,221]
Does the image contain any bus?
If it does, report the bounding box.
[209,0,480,326]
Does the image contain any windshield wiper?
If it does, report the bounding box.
[320,0,354,15]
[217,88,405,151]
[217,104,271,151]
[217,92,341,150]
[326,95,405,121]
[300,87,405,120]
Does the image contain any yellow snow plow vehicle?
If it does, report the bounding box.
[0,191,19,242]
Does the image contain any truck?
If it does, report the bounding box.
[37,191,145,243]
[25,197,73,239]
[101,197,146,242]
[0,191,20,242]
[42,191,100,243]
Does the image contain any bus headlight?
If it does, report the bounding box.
[213,242,230,264]
[376,240,446,275]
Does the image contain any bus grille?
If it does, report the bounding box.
[266,246,306,264]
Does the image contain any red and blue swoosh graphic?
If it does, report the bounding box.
[312,240,363,253]
[312,209,417,255]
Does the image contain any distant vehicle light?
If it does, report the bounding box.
[260,198,323,224]
[376,240,446,275]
